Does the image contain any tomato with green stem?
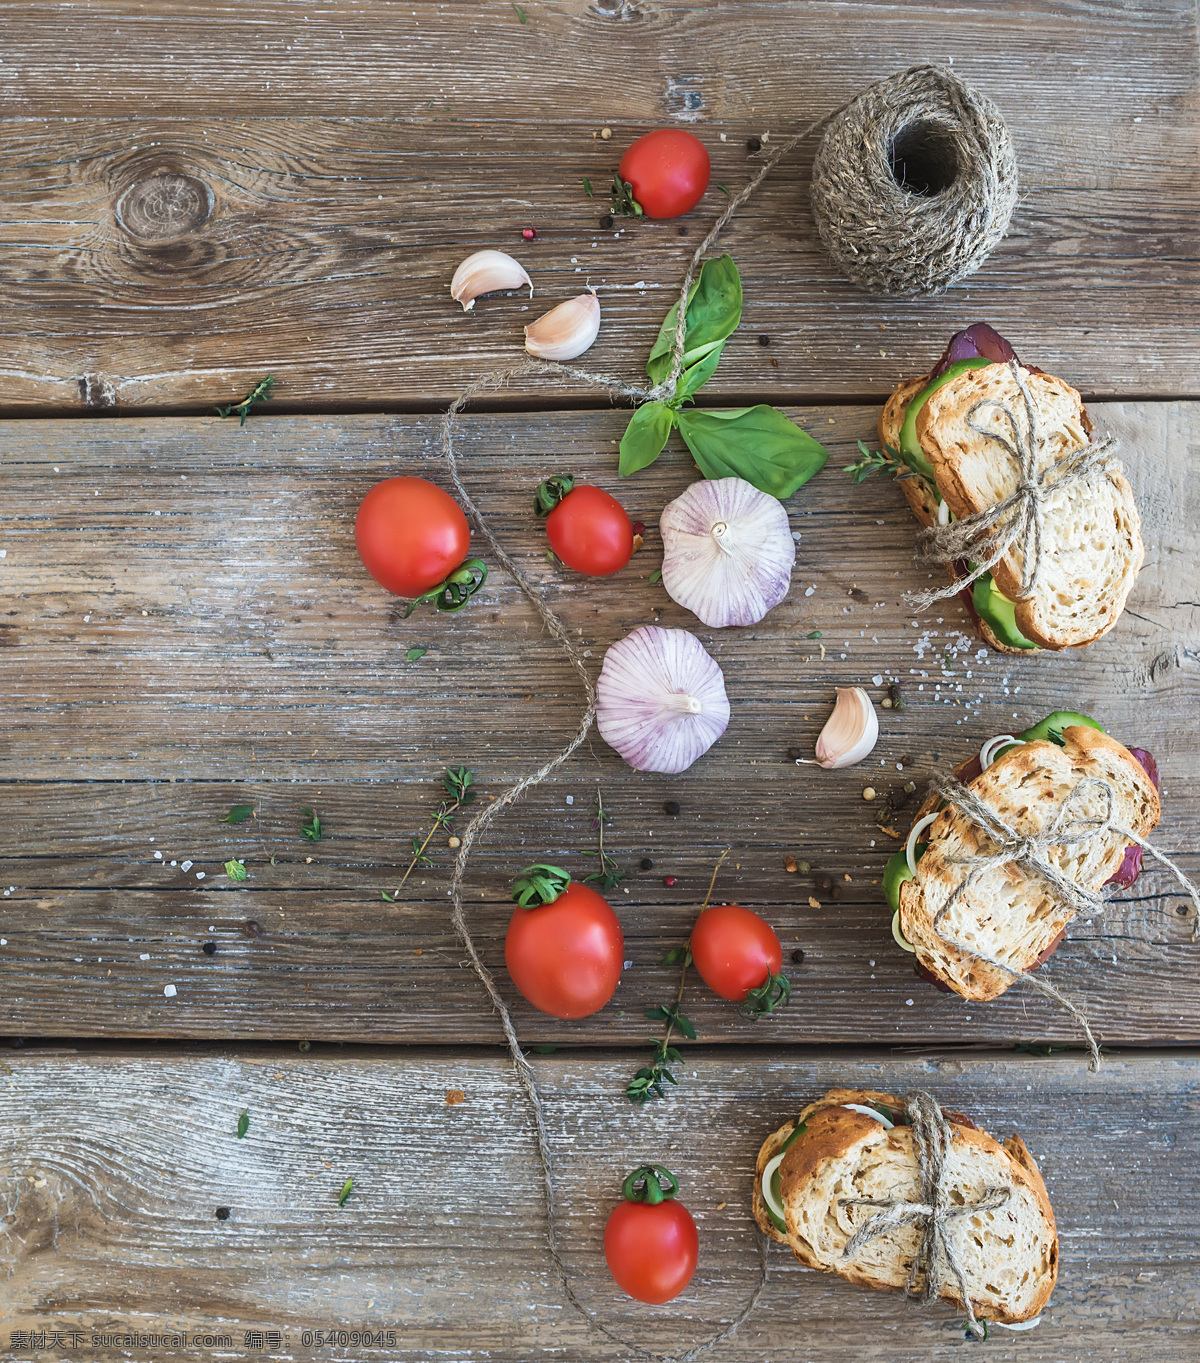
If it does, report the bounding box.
[689,903,790,1014]
[505,865,623,1019]
[535,475,634,576]
[616,129,711,220]
[604,1166,699,1304]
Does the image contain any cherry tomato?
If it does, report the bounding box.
[618,130,710,219]
[355,476,470,598]
[690,903,782,1003]
[545,484,634,576]
[604,1166,699,1304]
[505,880,623,1019]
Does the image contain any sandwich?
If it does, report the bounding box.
[752,1088,1058,1326]
[868,324,1142,652]
[884,711,1160,1000]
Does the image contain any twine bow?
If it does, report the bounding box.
[904,361,1122,612]
[839,1091,1011,1339]
[919,771,1200,1070]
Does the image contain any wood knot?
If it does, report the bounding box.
[117,172,213,242]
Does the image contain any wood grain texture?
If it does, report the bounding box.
[3,1047,1197,1361]
[0,0,1197,410]
[2,405,1198,1044]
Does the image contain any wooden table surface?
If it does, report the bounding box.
[3,3,1199,1360]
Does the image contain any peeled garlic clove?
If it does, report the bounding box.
[814,687,879,769]
[597,625,730,774]
[660,476,794,628]
[524,293,601,361]
[450,249,533,311]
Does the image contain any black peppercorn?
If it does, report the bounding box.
[663,800,681,816]
[241,919,262,938]
[10,1036,25,1049]
[677,224,688,235]
[815,872,833,894]
[786,746,804,761]
[758,333,770,347]
[791,948,806,965]
[202,940,217,956]
[747,136,762,153]
[599,213,614,229]
[640,857,654,871]
[215,1206,231,1221]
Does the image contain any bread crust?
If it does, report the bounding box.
[753,1090,1059,1323]
[900,726,1161,999]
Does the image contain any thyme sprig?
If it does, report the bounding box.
[215,375,275,426]
[626,849,728,1105]
[845,439,908,484]
[390,766,476,897]
[581,787,625,893]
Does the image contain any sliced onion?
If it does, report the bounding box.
[979,734,1025,769]
[906,812,940,875]
[892,910,917,954]
[842,1103,894,1129]
[760,1151,788,1222]
[993,1319,1041,1331]
[937,497,952,526]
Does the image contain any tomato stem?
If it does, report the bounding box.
[621,1164,680,1204]
[402,557,488,618]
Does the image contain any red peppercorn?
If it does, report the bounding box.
[630,521,646,536]
[664,876,676,887]
[522,227,537,241]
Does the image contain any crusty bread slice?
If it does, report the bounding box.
[879,372,1027,656]
[916,363,1142,649]
[753,1093,1058,1324]
[899,726,1160,1000]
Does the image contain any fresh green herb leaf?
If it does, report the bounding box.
[648,567,663,584]
[672,342,726,405]
[582,176,594,197]
[381,890,396,902]
[405,646,428,662]
[512,2,527,19]
[224,859,248,882]
[716,182,730,196]
[236,1109,250,1139]
[338,1177,354,1207]
[846,440,905,484]
[619,400,675,477]
[676,405,828,499]
[221,804,255,825]
[531,1044,558,1054]
[301,807,322,843]
[645,254,742,388]
[807,630,822,639]
[215,375,275,427]
[270,853,277,866]
[581,788,626,892]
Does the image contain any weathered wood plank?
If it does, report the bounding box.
[0,1,1197,409]
[1,406,1198,1044]
[3,1048,1197,1360]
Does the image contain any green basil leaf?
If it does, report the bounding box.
[675,406,828,499]
[673,342,725,405]
[619,400,675,476]
[646,254,742,386]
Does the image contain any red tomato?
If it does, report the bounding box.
[618,130,711,219]
[505,883,624,1019]
[545,485,634,576]
[605,1197,698,1304]
[355,476,470,598]
[690,904,782,1003]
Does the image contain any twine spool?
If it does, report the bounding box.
[810,64,1019,296]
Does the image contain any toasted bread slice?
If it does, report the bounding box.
[753,1092,1058,1324]
[899,726,1160,1000]
[880,372,1028,656]
[917,364,1142,649]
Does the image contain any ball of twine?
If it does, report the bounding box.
[810,64,1019,296]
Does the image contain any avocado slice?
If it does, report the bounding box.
[1019,711,1105,746]
[973,571,1040,651]
[898,357,993,483]
[883,850,915,916]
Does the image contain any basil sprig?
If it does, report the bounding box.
[618,254,827,499]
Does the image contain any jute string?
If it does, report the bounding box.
[838,1091,1012,1339]
[918,772,1200,1070]
[428,65,1019,1358]
[904,361,1123,611]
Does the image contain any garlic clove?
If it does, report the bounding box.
[814,687,879,769]
[450,249,533,311]
[660,477,794,628]
[597,625,729,774]
[524,293,601,361]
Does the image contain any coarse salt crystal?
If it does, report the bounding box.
[196,871,206,879]
[180,860,193,872]
[565,795,573,805]
[164,984,177,998]
[154,851,163,860]
[139,953,150,960]
[872,675,883,686]
[804,586,815,597]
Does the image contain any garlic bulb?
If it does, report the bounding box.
[660,477,795,628]
[524,294,600,361]
[450,249,532,311]
[597,625,730,774]
[814,687,879,769]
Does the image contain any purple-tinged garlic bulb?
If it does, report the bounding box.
[659,477,795,628]
[596,625,730,774]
